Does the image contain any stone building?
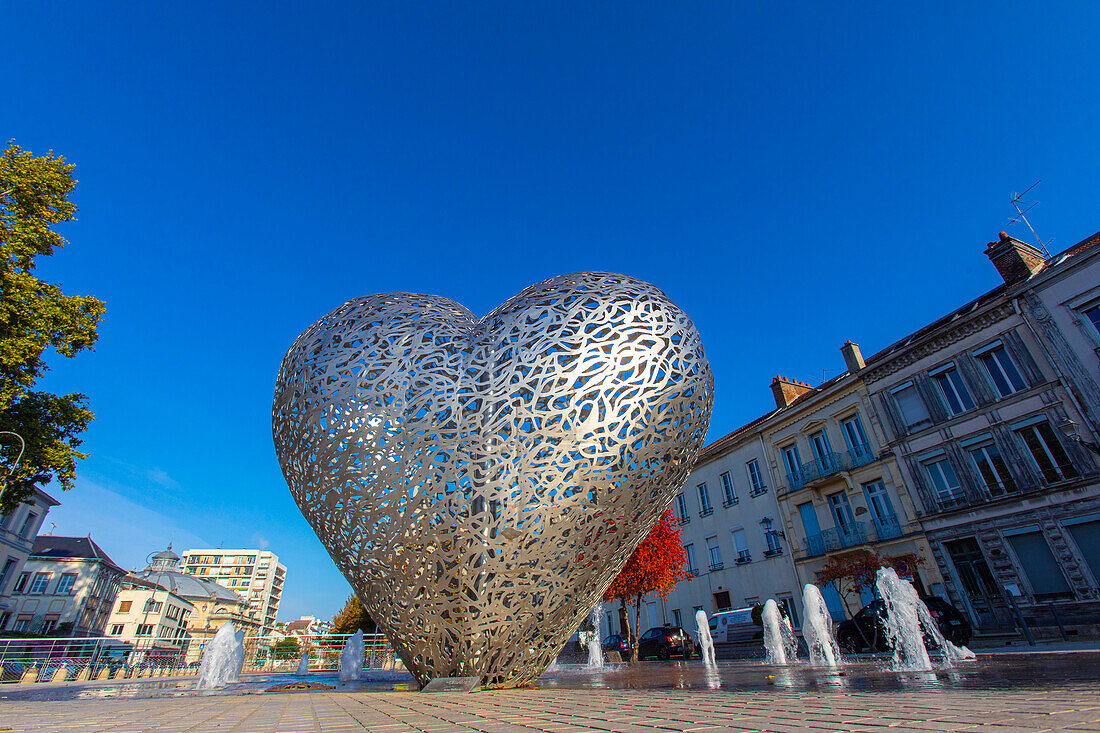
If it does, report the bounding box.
[105,584,194,663]
[762,358,943,621]
[2,535,125,635]
[0,489,58,630]
[860,232,1100,635]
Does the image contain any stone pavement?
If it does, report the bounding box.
[5,686,1100,733]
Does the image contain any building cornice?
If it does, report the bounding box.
[861,301,1016,385]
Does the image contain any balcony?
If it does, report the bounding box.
[872,514,903,540]
[708,562,724,572]
[735,550,751,565]
[678,516,691,525]
[723,497,739,507]
[749,484,768,497]
[803,521,870,557]
[699,507,713,517]
[763,547,783,558]
[787,444,878,491]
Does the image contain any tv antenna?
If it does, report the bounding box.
[1009,181,1051,259]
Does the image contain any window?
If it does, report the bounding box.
[671,608,682,628]
[675,493,688,524]
[781,443,802,483]
[1082,303,1100,335]
[135,624,154,636]
[931,364,975,416]
[117,600,132,614]
[143,599,163,613]
[706,536,722,571]
[762,517,783,556]
[13,572,29,593]
[712,590,733,611]
[13,615,32,632]
[922,456,965,506]
[840,414,870,456]
[891,383,931,430]
[0,558,16,593]
[109,624,124,636]
[720,472,737,505]
[976,343,1027,397]
[1006,530,1072,600]
[778,597,800,629]
[55,573,77,595]
[1016,422,1078,483]
[967,441,1016,497]
[809,430,833,466]
[685,544,697,574]
[731,527,750,563]
[697,483,712,516]
[29,572,51,594]
[746,459,766,493]
[19,512,38,538]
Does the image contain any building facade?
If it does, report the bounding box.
[180,549,285,635]
[105,585,194,662]
[0,489,59,630]
[631,412,804,636]
[763,359,944,621]
[3,536,125,635]
[860,233,1100,635]
[122,546,261,661]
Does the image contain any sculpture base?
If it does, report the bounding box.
[421,676,481,693]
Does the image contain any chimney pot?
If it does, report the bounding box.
[770,375,815,409]
[985,232,1045,284]
[841,341,865,373]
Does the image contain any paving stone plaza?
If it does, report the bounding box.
[6,652,1100,733]
[5,684,1100,733]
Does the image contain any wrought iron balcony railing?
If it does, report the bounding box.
[708,562,724,572]
[803,521,870,557]
[735,550,751,564]
[786,444,879,491]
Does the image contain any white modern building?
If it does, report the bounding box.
[0,488,59,630]
[180,549,285,634]
[3,535,125,635]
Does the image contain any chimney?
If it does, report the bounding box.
[985,231,1045,284]
[770,375,814,409]
[840,341,864,373]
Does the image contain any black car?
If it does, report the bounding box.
[637,625,697,660]
[602,634,632,658]
[836,596,972,653]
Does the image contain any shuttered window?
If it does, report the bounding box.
[1006,531,1072,599]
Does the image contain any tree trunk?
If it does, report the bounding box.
[620,598,635,663]
[632,595,642,663]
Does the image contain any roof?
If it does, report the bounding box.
[864,230,1100,369]
[128,567,244,605]
[30,536,125,574]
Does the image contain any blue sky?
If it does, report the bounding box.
[6,3,1099,621]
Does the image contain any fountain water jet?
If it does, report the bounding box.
[340,630,365,681]
[762,600,797,665]
[195,622,245,689]
[876,567,973,669]
[695,609,716,667]
[802,584,840,667]
[296,651,310,675]
[585,602,604,669]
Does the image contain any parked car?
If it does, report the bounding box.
[602,634,632,658]
[708,607,762,643]
[835,596,972,653]
[637,625,697,660]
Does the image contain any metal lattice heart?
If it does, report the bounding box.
[272,272,712,688]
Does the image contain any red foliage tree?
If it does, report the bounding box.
[816,549,923,617]
[603,509,690,662]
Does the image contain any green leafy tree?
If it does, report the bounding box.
[273,637,301,660]
[0,141,104,513]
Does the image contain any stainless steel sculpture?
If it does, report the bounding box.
[272,272,712,688]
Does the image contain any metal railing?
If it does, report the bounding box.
[803,521,870,557]
[0,632,398,684]
[787,444,878,491]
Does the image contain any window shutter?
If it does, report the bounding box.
[903,457,937,514]
[991,423,1041,488]
[1002,329,1044,387]
[877,393,904,439]
[957,353,996,406]
[944,442,979,502]
[914,373,949,424]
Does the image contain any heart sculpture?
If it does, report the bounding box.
[272,272,712,688]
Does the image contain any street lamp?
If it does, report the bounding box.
[0,431,26,499]
[1057,419,1100,456]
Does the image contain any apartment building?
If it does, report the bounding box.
[180,549,285,635]
[629,411,804,636]
[3,535,125,635]
[763,357,943,621]
[860,232,1100,634]
[0,488,59,629]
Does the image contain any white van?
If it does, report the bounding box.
[707,607,760,644]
